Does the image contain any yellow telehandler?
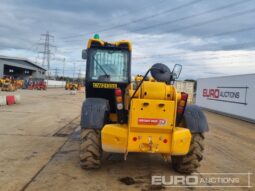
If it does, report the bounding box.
[79,35,208,174]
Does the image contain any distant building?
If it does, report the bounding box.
[0,55,46,79]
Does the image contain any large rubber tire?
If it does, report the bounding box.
[171,133,204,174]
[80,129,102,169]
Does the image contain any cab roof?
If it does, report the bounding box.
[87,38,132,51]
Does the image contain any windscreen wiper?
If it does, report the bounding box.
[92,56,109,77]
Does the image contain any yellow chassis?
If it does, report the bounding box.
[101,81,192,158]
[102,124,191,157]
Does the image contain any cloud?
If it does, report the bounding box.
[0,0,254,79]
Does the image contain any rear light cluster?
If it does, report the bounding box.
[115,88,123,110]
[176,92,188,125]
[177,92,188,114]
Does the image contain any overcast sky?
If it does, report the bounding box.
[0,0,255,79]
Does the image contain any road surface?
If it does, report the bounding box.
[0,89,254,191]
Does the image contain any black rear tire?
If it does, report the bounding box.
[171,133,204,174]
[80,129,102,169]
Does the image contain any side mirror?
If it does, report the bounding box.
[82,49,87,60]
[172,64,182,80]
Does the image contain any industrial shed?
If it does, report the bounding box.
[0,55,46,79]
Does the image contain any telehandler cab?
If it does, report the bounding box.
[80,34,208,174]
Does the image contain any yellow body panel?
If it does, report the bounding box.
[115,40,132,51]
[127,131,172,153]
[101,124,191,155]
[100,79,191,156]
[129,99,175,132]
[127,98,175,153]
[171,127,191,155]
[141,82,166,100]
[87,38,104,48]
[87,38,132,51]
[101,124,128,153]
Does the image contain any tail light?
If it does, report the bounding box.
[176,92,188,124]
[115,89,122,96]
[115,88,123,110]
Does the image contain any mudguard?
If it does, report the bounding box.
[80,98,110,129]
[183,105,209,133]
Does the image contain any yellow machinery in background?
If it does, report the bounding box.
[0,78,4,88]
[1,77,17,91]
[65,82,82,90]
[79,35,208,174]
[15,80,24,89]
[65,82,71,90]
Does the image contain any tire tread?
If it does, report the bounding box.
[171,133,204,174]
[80,129,102,169]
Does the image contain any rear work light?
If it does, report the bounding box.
[117,103,123,110]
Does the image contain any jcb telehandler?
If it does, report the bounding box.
[80,35,208,174]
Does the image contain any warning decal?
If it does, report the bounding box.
[138,118,167,126]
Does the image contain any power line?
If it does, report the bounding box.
[131,40,255,62]
[183,62,255,67]
[59,40,255,58]
[102,5,255,39]
[133,40,255,59]
[162,26,255,48]
[166,7,255,33]
[60,0,167,39]
[57,25,255,52]
[127,0,252,35]
[207,26,255,38]
[133,53,255,64]
[133,52,255,60]
[138,59,255,67]
[59,0,253,42]
[60,0,204,40]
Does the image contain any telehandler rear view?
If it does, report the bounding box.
[80,35,208,174]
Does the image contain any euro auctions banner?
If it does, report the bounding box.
[202,87,248,105]
[196,74,255,122]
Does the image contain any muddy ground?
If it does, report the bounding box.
[0,89,254,191]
